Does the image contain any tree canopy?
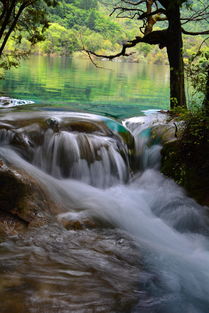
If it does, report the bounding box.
[0,0,57,68]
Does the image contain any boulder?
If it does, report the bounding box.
[0,160,59,236]
[151,121,185,145]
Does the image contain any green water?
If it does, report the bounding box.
[0,55,169,119]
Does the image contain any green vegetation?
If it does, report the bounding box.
[0,0,58,70]
[185,45,209,111]
[2,0,208,68]
[3,0,126,59]
[161,109,209,205]
[34,0,138,57]
[161,34,209,203]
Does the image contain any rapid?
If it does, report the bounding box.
[0,110,209,313]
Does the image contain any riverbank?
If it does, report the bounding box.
[160,110,209,206]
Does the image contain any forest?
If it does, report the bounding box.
[2,0,209,65]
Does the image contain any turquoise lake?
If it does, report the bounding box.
[0,55,170,120]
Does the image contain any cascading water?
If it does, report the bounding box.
[0,111,209,313]
[0,97,34,108]
[0,112,130,188]
[33,129,128,187]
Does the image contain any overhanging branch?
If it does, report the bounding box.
[110,6,166,20]
[182,28,209,36]
[120,0,146,5]
[110,7,144,17]
[139,8,167,19]
[85,29,168,60]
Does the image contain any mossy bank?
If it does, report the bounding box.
[161,111,209,206]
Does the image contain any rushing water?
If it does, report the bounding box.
[0,56,169,119]
[0,110,209,313]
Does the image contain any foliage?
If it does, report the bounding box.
[0,0,58,69]
[185,44,209,99]
[161,108,209,204]
[36,23,79,55]
[1,0,209,70]
[31,0,131,56]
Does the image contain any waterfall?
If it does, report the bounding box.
[0,111,209,313]
[0,112,131,188]
[33,129,129,187]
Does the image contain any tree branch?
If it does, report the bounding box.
[0,3,26,56]
[157,0,168,9]
[110,5,166,20]
[110,6,144,17]
[190,36,209,62]
[0,0,18,40]
[180,3,209,25]
[182,28,209,36]
[120,0,146,5]
[85,50,106,69]
[139,8,167,20]
[85,29,168,60]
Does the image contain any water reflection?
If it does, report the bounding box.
[0,56,169,119]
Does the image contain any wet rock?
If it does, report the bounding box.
[0,160,59,235]
[46,117,60,132]
[0,121,14,130]
[61,217,97,230]
[65,120,106,134]
[151,122,184,145]
[0,211,27,236]
[0,123,44,162]
[57,211,106,230]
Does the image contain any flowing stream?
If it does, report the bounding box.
[0,110,209,313]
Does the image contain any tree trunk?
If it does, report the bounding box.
[166,3,186,109]
[0,3,25,57]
